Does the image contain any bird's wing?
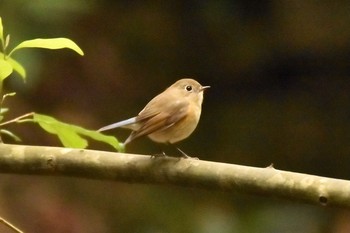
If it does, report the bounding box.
[125,100,189,144]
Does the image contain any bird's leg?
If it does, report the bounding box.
[175,147,199,160]
[150,145,168,159]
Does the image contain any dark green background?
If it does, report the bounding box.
[1,1,349,232]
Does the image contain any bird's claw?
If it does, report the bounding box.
[150,152,168,159]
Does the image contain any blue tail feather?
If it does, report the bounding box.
[98,117,137,132]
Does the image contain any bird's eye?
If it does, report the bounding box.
[185,85,193,92]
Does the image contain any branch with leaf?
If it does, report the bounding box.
[0,17,124,151]
[0,16,126,233]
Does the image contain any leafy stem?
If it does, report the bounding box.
[0,17,122,151]
[0,112,34,127]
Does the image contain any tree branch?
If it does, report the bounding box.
[0,216,23,233]
[0,143,349,208]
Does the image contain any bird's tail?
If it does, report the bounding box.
[98,117,137,132]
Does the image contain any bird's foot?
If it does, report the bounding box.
[150,152,168,159]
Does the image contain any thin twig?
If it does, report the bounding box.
[0,112,34,127]
[0,217,24,233]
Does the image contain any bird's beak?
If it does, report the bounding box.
[200,86,210,92]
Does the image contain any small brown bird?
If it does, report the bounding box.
[99,78,209,158]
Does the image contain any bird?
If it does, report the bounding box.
[98,78,210,158]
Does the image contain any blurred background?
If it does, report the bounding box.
[1,1,350,232]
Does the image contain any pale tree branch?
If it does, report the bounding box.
[0,217,23,233]
[0,143,349,208]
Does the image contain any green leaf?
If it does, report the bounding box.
[0,107,9,122]
[0,108,9,122]
[6,56,26,80]
[0,17,3,44]
[5,34,10,49]
[33,113,123,151]
[0,52,26,80]
[9,38,84,57]
[0,59,13,80]
[0,129,21,142]
[3,92,16,99]
[0,107,9,115]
